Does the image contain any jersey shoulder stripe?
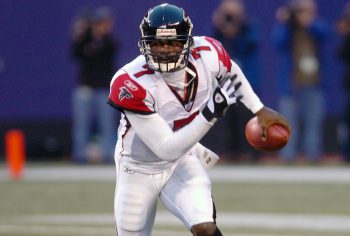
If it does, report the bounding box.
[203,36,232,73]
[108,72,155,114]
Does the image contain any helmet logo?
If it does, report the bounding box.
[156,28,177,37]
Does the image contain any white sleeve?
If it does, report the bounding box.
[124,111,215,161]
[231,60,264,113]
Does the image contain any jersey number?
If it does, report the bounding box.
[134,65,155,78]
[191,46,211,60]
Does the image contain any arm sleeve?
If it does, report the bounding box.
[231,60,264,113]
[108,71,155,114]
[124,111,215,161]
[203,36,264,114]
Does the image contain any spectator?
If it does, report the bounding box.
[212,0,262,161]
[272,0,330,163]
[336,2,350,163]
[71,6,118,163]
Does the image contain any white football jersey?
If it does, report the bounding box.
[108,36,263,173]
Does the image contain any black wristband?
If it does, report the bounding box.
[202,106,214,122]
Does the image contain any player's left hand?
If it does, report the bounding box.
[255,107,291,141]
[202,74,242,121]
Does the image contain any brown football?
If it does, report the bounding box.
[245,116,290,152]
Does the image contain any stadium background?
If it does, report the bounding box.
[0,0,347,159]
[1,2,350,236]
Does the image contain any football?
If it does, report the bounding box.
[245,116,290,152]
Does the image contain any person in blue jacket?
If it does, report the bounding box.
[211,0,262,161]
[272,0,329,163]
[336,2,350,163]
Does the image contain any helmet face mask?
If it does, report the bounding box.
[138,4,194,73]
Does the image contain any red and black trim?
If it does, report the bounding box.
[204,36,232,73]
[167,61,198,112]
[108,73,155,115]
[173,111,199,131]
[107,100,154,115]
[133,64,155,78]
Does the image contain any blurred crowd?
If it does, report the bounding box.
[69,0,350,165]
[206,0,350,165]
[70,6,118,163]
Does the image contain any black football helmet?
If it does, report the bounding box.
[138,3,194,73]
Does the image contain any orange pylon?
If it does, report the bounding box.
[5,129,26,180]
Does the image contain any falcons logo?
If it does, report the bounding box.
[118,86,133,101]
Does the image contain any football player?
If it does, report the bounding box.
[108,3,290,236]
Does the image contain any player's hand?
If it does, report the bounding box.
[255,107,291,141]
[202,74,242,122]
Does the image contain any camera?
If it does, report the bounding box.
[225,14,235,23]
[286,7,299,28]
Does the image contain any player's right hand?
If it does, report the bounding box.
[202,74,242,122]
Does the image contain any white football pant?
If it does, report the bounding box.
[114,153,215,236]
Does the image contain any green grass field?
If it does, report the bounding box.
[1,165,350,236]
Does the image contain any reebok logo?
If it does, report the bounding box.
[124,80,138,91]
[156,28,177,37]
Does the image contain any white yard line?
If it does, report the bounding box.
[18,211,350,232]
[0,225,299,236]
[216,212,350,232]
[210,166,350,183]
[1,165,350,236]
[0,225,114,236]
[1,165,350,183]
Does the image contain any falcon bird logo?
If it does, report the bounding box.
[119,87,133,101]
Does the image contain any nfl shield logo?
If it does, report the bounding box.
[184,101,193,111]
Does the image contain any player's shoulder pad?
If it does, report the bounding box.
[202,36,232,72]
[108,70,155,115]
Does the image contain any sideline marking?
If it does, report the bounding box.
[0,225,300,236]
[19,211,350,232]
[2,166,350,183]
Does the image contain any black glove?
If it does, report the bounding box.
[202,74,242,122]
